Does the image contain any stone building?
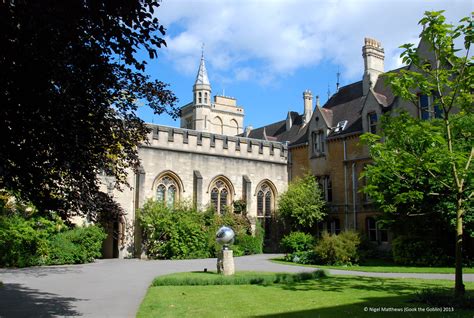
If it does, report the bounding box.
[105,54,289,258]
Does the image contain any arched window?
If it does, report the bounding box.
[155,174,181,208]
[230,119,239,135]
[213,116,223,134]
[198,92,202,104]
[209,179,232,214]
[204,92,208,104]
[256,182,275,217]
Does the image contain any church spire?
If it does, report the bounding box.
[194,44,210,86]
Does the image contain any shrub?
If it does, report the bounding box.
[48,225,107,265]
[139,201,210,259]
[314,231,361,266]
[0,212,63,267]
[280,231,315,253]
[284,250,317,264]
[234,223,264,255]
[139,200,263,260]
[392,236,450,266]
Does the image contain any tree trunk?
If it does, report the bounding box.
[454,197,465,298]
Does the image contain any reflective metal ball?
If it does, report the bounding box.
[216,226,235,246]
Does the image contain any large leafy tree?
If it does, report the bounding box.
[278,174,326,230]
[361,113,473,251]
[363,11,473,297]
[0,1,178,218]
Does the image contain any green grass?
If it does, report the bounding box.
[271,258,474,274]
[137,272,474,318]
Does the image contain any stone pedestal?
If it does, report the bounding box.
[217,249,235,276]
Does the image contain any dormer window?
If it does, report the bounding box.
[368,112,377,134]
[334,120,348,133]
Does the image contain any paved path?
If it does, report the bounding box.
[1,254,473,317]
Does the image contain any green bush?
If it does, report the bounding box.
[392,236,450,266]
[234,224,264,255]
[139,200,262,260]
[0,212,106,267]
[0,214,61,267]
[0,193,106,267]
[280,231,315,253]
[314,231,361,266]
[284,250,317,264]
[48,225,107,265]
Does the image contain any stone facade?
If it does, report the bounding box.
[105,55,288,259]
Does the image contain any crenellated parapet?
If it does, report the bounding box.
[144,124,288,164]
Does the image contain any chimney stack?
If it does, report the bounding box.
[362,37,384,95]
[244,125,253,137]
[303,89,313,125]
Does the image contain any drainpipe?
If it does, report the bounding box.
[343,139,348,230]
[352,162,357,230]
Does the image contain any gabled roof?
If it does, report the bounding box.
[244,111,307,144]
[323,81,366,138]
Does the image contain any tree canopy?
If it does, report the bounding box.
[0,1,178,218]
[363,10,473,297]
[278,174,326,229]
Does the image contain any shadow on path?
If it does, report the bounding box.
[0,283,85,317]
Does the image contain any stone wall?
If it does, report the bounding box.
[111,124,289,258]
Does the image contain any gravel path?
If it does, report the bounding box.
[0,254,473,317]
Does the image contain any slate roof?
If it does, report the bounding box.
[245,65,405,144]
[243,111,308,146]
[324,81,365,138]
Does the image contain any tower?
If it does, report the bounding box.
[193,49,212,131]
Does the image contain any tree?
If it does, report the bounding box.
[0,1,178,218]
[361,112,473,257]
[363,11,473,297]
[278,174,326,230]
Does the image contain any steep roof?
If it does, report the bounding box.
[194,56,210,86]
[324,81,365,138]
[244,111,308,145]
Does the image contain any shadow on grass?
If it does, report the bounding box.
[253,294,470,318]
[0,283,84,317]
[276,276,452,295]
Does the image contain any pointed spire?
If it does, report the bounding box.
[195,43,210,86]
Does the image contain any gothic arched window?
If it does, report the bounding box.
[257,182,274,217]
[204,92,208,104]
[210,179,232,214]
[198,92,202,104]
[155,175,180,208]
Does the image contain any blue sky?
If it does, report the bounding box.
[138,0,471,129]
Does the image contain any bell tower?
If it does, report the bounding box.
[193,46,212,131]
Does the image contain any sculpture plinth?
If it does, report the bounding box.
[215,226,235,276]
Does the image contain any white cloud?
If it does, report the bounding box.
[157,0,472,84]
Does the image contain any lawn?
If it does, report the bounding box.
[137,271,474,318]
[271,258,474,274]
